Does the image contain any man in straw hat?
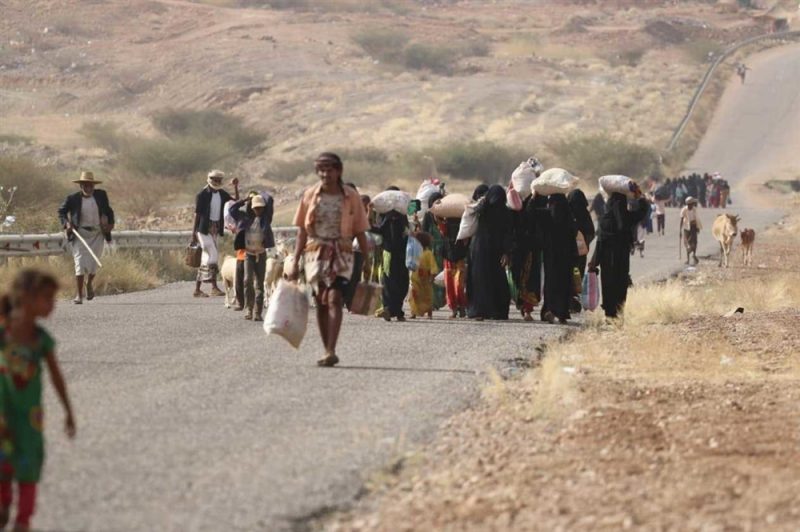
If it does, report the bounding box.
[193,170,239,297]
[58,171,115,304]
[680,196,702,265]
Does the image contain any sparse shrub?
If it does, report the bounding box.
[152,109,264,152]
[548,134,662,180]
[0,134,33,146]
[352,28,410,63]
[607,48,646,68]
[431,141,529,182]
[80,109,264,179]
[404,43,458,75]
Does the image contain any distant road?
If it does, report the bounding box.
[35,45,800,531]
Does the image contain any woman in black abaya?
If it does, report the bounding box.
[537,193,578,324]
[375,210,409,321]
[590,189,650,319]
[466,185,513,321]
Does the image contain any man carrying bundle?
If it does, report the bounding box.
[58,171,115,304]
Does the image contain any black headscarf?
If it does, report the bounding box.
[568,188,595,243]
[428,191,444,209]
[472,184,490,201]
[485,185,506,207]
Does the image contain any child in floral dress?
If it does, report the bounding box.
[0,269,75,531]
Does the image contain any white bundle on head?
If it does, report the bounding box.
[531,168,579,196]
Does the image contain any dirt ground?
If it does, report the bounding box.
[321,193,800,531]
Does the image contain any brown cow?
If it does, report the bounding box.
[711,214,740,268]
[740,228,755,267]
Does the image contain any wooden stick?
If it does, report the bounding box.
[71,229,103,268]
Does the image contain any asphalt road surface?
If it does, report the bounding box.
[36,45,800,531]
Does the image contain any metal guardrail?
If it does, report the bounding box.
[667,30,800,152]
[0,227,299,258]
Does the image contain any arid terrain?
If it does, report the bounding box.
[322,189,800,531]
[1,0,794,228]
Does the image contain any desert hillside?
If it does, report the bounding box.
[0,0,793,227]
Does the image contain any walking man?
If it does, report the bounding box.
[680,196,702,265]
[230,193,274,321]
[58,171,114,304]
[193,170,239,297]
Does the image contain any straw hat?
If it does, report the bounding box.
[251,195,267,208]
[73,171,102,185]
[207,169,225,189]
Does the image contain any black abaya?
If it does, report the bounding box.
[568,189,595,280]
[593,193,650,318]
[467,185,513,320]
[375,211,409,318]
[537,194,578,321]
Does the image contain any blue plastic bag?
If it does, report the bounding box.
[581,269,599,311]
[405,235,423,272]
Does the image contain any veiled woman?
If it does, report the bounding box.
[590,187,650,318]
[466,185,513,321]
[510,191,544,321]
[536,193,578,324]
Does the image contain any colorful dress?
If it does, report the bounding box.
[409,249,440,317]
[0,326,52,483]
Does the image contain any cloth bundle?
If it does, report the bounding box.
[349,283,382,316]
[599,175,637,198]
[531,168,579,196]
[510,158,542,200]
[372,190,411,215]
[430,193,470,219]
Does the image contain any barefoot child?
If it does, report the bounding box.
[409,232,439,320]
[0,269,76,531]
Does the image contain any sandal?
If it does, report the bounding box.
[193,290,209,298]
[317,353,340,367]
[86,284,95,301]
[73,297,83,305]
[211,287,226,297]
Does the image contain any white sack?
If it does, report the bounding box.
[372,190,411,215]
[531,168,579,196]
[263,280,310,349]
[511,159,541,199]
[456,198,483,241]
[598,175,636,198]
[430,193,470,219]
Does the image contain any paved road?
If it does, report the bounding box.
[35,45,800,531]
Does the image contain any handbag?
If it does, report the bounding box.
[349,283,382,316]
[576,231,589,257]
[185,244,202,268]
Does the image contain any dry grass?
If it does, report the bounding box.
[0,250,194,299]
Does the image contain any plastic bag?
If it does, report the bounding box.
[531,168,579,196]
[506,184,523,211]
[263,280,309,348]
[434,270,445,287]
[372,190,411,215]
[599,175,637,198]
[349,282,382,316]
[506,268,518,302]
[430,193,470,219]
[456,198,483,241]
[405,235,423,272]
[581,269,599,311]
[576,231,589,257]
[511,159,540,200]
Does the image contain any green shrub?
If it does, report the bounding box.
[683,38,722,64]
[118,136,231,179]
[430,141,529,182]
[78,121,125,152]
[403,43,458,74]
[548,134,662,179]
[152,109,264,152]
[0,134,33,146]
[352,28,410,63]
[0,156,69,232]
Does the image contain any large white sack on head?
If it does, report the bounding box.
[511,160,539,199]
[417,180,440,203]
[430,193,470,219]
[599,175,636,198]
[264,280,309,349]
[531,168,579,196]
[372,190,411,215]
[456,199,483,241]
